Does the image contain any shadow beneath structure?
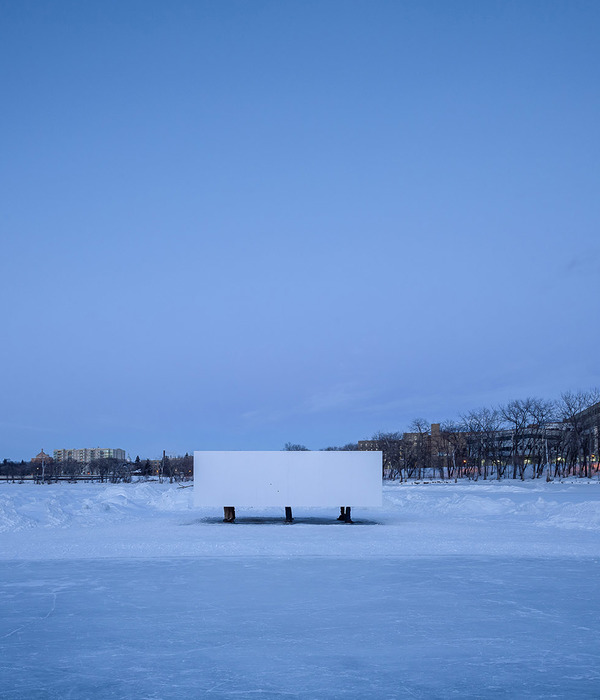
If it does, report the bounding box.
[190,516,381,526]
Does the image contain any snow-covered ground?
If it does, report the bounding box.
[1,480,599,698]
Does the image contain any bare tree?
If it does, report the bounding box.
[62,459,83,482]
[407,419,430,480]
[461,408,503,480]
[557,390,599,478]
[370,431,403,479]
[90,458,113,483]
[527,398,557,480]
[499,399,537,480]
[1,459,20,482]
[439,421,467,481]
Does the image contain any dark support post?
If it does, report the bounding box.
[337,507,346,521]
[344,506,352,523]
[223,506,236,522]
[285,506,293,522]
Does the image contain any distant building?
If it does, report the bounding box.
[575,400,600,462]
[31,449,53,465]
[357,439,392,453]
[358,438,402,478]
[53,448,126,464]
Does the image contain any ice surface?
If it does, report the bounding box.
[1,480,599,698]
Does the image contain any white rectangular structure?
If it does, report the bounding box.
[194,451,382,507]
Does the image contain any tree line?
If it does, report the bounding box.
[3,389,598,483]
[0,454,194,484]
[286,389,600,481]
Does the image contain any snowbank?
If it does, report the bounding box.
[1,479,599,560]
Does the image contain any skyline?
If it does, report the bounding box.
[12,382,600,463]
[2,1,599,461]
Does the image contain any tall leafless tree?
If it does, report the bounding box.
[440,421,467,481]
[461,407,503,480]
[407,419,430,480]
[370,431,403,479]
[499,398,537,480]
[527,398,557,479]
[557,390,600,477]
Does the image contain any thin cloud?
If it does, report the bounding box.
[241,384,375,426]
[563,248,599,274]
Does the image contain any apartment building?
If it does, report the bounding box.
[53,447,126,464]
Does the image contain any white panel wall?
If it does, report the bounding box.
[194,451,382,507]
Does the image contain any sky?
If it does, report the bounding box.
[1,0,599,460]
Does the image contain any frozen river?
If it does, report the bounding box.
[1,480,599,698]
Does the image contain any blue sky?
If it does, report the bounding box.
[1,1,599,460]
